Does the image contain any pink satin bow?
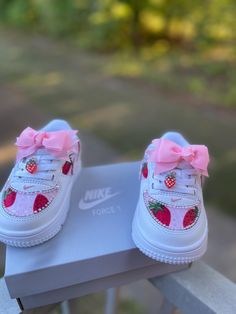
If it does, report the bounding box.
[148,138,209,176]
[15,127,78,160]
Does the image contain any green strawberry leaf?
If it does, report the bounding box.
[149,201,163,214]
[3,190,7,199]
[3,188,11,198]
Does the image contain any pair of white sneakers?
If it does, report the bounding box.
[0,120,210,264]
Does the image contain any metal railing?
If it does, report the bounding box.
[1,261,236,314]
[150,261,236,314]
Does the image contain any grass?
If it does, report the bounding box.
[103,44,236,108]
[0,29,235,214]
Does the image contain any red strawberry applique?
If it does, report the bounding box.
[33,194,49,213]
[164,172,176,189]
[3,188,17,207]
[149,201,171,226]
[62,161,72,175]
[141,162,148,179]
[26,159,37,174]
[183,207,199,228]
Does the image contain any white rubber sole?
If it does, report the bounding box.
[0,161,81,247]
[132,207,208,264]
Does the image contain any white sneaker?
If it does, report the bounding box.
[132,132,210,264]
[0,119,81,247]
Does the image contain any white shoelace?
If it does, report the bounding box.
[14,149,61,183]
[152,167,198,196]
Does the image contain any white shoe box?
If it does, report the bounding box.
[4,162,189,310]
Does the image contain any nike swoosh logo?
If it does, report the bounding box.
[23,185,34,190]
[171,198,182,202]
[79,192,120,210]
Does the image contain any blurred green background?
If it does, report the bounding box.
[0,1,236,313]
[1,0,236,108]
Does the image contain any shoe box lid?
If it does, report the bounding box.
[4,162,188,308]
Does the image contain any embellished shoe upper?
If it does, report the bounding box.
[141,138,210,230]
[2,125,80,217]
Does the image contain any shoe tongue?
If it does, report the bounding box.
[12,149,58,193]
[33,148,52,157]
[177,160,193,170]
[152,191,200,208]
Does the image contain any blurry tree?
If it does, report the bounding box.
[0,0,236,50]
